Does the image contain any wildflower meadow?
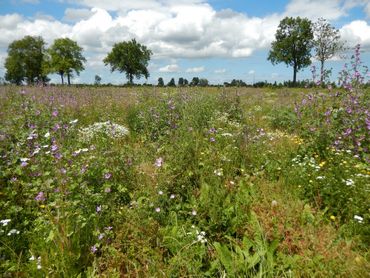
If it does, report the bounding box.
[1,48,369,277]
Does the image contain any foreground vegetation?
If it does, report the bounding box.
[0,84,369,277]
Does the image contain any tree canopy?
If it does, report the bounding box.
[103,39,152,84]
[4,36,47,85]
[167,78,176,87]
[190,77,200,86]
[47,38,86,85]
[268,17,313,85]
[157,77,164,87]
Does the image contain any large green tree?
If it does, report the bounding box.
[103,39,152,84]
[268,17,313,85]
[313,18,344,83]
[48,38,86,85]
[4,36,47,85]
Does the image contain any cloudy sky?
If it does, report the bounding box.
[0,0,369,85]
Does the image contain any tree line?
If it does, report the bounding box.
[3,16,344,86]
[4,37,151,86]
[157,77,209,87]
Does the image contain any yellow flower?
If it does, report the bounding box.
[39,204,45,209]
[330,215,335,221]
[319,161,326,167]
[355,256,363,264]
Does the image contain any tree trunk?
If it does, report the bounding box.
[67,73,71,85]
[293,63,297,86]
[129,74,133,85]
[320,60,325,84]
[60,73,64,85]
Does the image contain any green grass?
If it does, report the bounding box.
[0,85,369,277]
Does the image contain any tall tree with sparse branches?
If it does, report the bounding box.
[313,18,344,83]
[268,17,313,85]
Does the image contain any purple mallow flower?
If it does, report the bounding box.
[90,245,97,254]
[53,124,61,131]
[35,192,46,202]
[344,128,352,136]
[51,144,58,152]
[365,118,370,130]
[54,153,62,160]
[208,127,217,134]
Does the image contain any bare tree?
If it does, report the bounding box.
[313,18,344,83]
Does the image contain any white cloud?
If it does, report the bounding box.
[340,20,370,49]
[214,68,226,74]
[63,8,94,22]
[71,8,114,49]
[86,53,106,69]
[65,0,163,13]
[0,14,23,29]
[0,14,71,48]
[34,13,55,21]
[159,64,180,72]
[186,66,205,73]
[0,1,279,61]
[248,70,255,75]
[232,48,253,58]
[284,0,347,20]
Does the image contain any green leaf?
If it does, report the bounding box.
[46,230,55,243]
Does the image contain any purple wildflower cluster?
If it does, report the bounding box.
[295,45,370,162]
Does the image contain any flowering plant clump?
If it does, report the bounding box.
[338,44,369,91]
[288,47,369,232]
[294,45,370,162]
[79,121,129,141]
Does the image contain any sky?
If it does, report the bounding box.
[0,0,369,85]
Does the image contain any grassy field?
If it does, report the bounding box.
[0,85,369,277]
